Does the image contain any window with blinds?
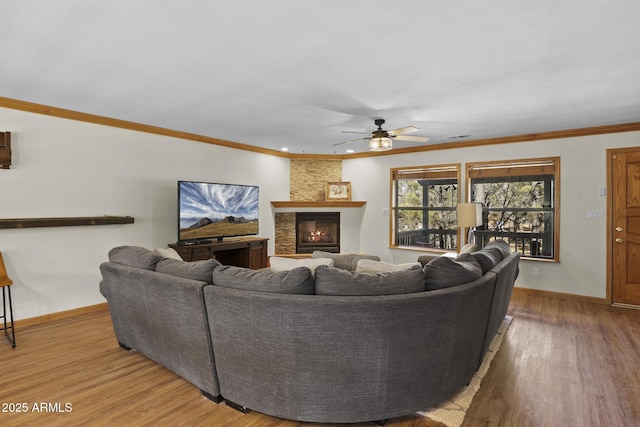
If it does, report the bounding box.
[466,157,560,261]
[390,164,461,250]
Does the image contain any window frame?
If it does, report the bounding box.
[465,156,561,262]
[389,163,461,252]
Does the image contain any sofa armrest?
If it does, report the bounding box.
[99,262,220,399]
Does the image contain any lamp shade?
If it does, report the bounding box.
[457,203,483,227]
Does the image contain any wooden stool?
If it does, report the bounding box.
[0,252,16,347]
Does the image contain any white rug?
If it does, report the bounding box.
[417,315,513,427]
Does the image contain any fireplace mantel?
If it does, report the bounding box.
[271,201,366,208]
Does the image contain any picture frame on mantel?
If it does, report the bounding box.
[326,181,351,201]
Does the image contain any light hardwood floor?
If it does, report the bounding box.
[1,290,639,427]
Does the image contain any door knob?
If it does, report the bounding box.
[616,238,624,244]
[616,226,623,232]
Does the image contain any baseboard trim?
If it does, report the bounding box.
[513,286,607,305]
[14,303,109,329]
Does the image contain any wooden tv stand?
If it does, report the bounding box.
[169,237,268,269]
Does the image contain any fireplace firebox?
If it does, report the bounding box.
[295,212,340,254]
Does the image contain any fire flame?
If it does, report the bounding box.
[308,230,325,242]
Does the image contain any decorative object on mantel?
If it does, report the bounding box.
[0,216,135,229]
[326,181,351,201]
[0,131,11,169]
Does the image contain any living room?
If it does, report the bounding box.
[2,102,640,426]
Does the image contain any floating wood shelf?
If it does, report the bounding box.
[271,201,366,208]
[0,216,135,229]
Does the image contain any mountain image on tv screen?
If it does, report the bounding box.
[179,181,259,241]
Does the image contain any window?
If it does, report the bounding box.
[467,157,560,261]
[391,164,461,250]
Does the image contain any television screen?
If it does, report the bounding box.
[178,181,259,242]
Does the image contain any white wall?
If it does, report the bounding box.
[0,107,290,320]
[343,131,640,299]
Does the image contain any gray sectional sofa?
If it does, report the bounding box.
[99,242,519,424]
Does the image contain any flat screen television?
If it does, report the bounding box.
[178,180,259,243]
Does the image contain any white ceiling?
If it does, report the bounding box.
[2,1,639,155]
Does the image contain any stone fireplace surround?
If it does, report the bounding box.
[272,158,365,255]
[272,202,366,255]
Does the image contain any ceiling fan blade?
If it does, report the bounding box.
[332,137,369,146]
[389,126,420,136]
[394,135,430,143]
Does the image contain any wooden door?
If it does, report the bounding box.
[611,148,640,306]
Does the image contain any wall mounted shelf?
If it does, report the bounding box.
[0,216,135,229]
[271,201,366,208]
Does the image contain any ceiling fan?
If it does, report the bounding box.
[333,118,429,151]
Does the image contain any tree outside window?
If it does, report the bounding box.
[391,164,460,250]
[467,157,560,261]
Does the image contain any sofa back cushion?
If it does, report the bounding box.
[484,239,511,259]
[156,258,221,283]
[312,251,381,271]
[269,256,333,276]
[153,247,183,260]
[470,248,502,274]
[108,246,162,270]
[355,259,421,273]
[212,265,314,294]
[314,265,425,296]
[424,253,483,290]
[459,242,481,254]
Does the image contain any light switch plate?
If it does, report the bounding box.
[587,210,604,219]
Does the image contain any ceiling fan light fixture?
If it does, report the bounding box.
[369,137,392,151]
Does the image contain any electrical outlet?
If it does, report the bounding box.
[532,267,540,277]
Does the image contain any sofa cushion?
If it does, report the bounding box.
[212,265,315,294]
[424,253,483,290]
[153,247,183,260]
[314,265,425,296]
[155,258,221,283]
[108,246,162,270]
[355,259,421,273]
[484,239,511,259]
[312,251,381,271]
[470,248,502,274]
[269,256,333,276]
[417,252,457,267]
[459,242,481,254]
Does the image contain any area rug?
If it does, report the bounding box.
[417,315,513,427]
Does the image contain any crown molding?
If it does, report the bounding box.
[341,121,640,159]
[2,96,639,160]
[0,96,290,158]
